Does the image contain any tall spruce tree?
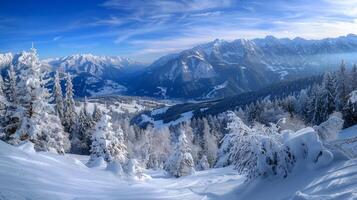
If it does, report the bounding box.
[322,72,336,115]
[88,114,128,165]
[164,130,195,177]
[334,61,349,111]
[7,49,70,153]
[63,73,77,134]
[53,71,64,120]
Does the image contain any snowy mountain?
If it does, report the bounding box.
[45,54,144,76]
[128,34,357,99]
[45,54,145,97]
[0,52,145,97]
[2,35,357,99]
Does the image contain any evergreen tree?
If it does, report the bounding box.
[63,73,77,134]
[334,61,349,111]
[164,130,195,177]
[343,91,357,127]
[3,65,19,138]
[92,103,102,122]
[72,99,95,154]
[53,71,64,120]
[296,89,310,121]
[88,114,128,165]
[202,118,218,167]
[309,84,328,125]
[322,72,336,115]
[351,64,357,90]
[7,49,70,153]
[197,155,210,171]
[5,65,17,103]
[0,74,8,138]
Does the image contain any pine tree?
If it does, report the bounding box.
[334,61,349,111]
[202,118,218,167]
[92,103,102,122]
[309,84,328,125]
[71,100,95,154]
[63,73,77,134]
[7,49,70,153]
[88,114,128,165]
[296,89,310,121]
[53,70,64,120]
[322,72,336,115]
[5,65,17,103]
[197,155,210,171]
[164,130,195,177]
[3,65,19,138]
[351,64,357,90]
[0,74,8,138]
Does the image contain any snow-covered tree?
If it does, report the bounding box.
[164,130,195,177]
[315,115,344,141]
[309,84,328,125]
[2,65,19,138]
[296,89,310,121]
[5,64,18,104]
[71,99,95,154]
[146,127,171,169]
[88,114,128,166]
[197,155,210,171]
[202,118,218,167]
[53,70,64,120]
[343,90,357,127]
[281,95,297,117]
[322,72,336,115]
[63,73,76,134]
[334,61,349,111]
[0,74,6,102]
[220,111,295,180]
[0,74,8,138]
[351,64,357,90]
[7,49,70,153]
[92,103,102,122]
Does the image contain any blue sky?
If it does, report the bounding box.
[0,0,357,63]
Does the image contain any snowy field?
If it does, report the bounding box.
[1,129,357,200]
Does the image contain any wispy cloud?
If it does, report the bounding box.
[101,0,232,16]
[2,0,357,62]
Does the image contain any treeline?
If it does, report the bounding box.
[238,61,357,128]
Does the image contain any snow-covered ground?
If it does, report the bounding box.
[1,125,357,200]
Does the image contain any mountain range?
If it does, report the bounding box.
[1,34,357,99]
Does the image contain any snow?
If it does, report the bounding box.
[1,139,357,200]
[349,90,357,104]
[139,111,194,128]
[78,99,146,115]
[338,125,357,140]
[205,81,228,98]
[151,106,169,116]
[283,127,334,169]
[89,80,127,96]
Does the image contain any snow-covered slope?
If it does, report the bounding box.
[1,125,357,200]
[130,34,357,99]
